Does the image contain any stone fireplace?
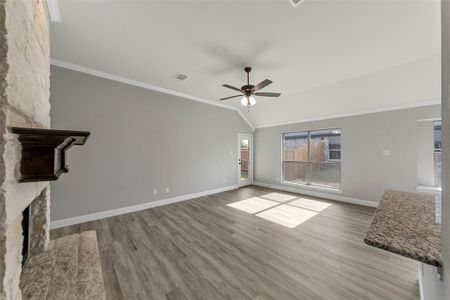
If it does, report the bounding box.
[0,0,51,299]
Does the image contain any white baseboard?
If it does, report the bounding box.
[252,181,379,208]
[50,185,238,229]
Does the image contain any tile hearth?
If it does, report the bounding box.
[20,231,105,300]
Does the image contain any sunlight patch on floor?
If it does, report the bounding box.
[227,192,333,228]
[256,204,317,228]
[288,198,332,212]
[259,192,297,203]
[227,197,279,214]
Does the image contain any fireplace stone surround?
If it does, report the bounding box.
[0,0,51,299]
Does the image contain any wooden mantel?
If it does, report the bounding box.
[11,127,91,183]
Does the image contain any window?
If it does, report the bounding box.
[282,129,341,189]
[434,120,442,187]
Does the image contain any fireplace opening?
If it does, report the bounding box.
[21,205,30,266]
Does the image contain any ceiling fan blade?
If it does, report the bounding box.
[252,79,272,91]
[254,92,281,97]
[222,84,243,93]
[219,95,242,101]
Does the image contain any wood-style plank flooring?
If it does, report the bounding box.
[51,186,419,300]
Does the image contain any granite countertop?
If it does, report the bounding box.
[364,190,442,267]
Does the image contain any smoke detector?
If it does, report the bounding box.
[290,0,304,7]
[174,73,188,81]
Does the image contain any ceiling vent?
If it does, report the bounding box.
[174,73,188,81]
[290,0,304,7]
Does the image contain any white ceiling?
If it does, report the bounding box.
[51,0,441,128]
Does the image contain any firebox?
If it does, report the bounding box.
[21,205,30,266]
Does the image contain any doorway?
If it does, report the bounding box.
[238,133,253,186]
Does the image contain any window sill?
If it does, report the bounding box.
[416,186,441,195]
[281,181,343,194]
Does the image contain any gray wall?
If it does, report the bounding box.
[50,66,252,221]
[254,105,440,204]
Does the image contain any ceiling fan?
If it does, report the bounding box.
[220,67,281,110]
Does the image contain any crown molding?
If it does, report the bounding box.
[50,59,438,132]
[254,98,441,129]
[50,59,255,131]
[235,109,255,132]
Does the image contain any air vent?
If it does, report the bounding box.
[290,0,303,7]
[174,73,188,81]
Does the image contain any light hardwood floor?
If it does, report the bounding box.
[51,186,419,300]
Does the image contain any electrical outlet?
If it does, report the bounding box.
[382,150,391,157]
[165,187,170,193]
[153,189,158,195]
[222,178,226,183]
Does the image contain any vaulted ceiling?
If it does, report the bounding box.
[51,0,441,129]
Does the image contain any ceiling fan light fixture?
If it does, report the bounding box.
[241,96,256,107]
[220,67,280,108]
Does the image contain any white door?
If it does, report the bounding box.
[238,134,253,186]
